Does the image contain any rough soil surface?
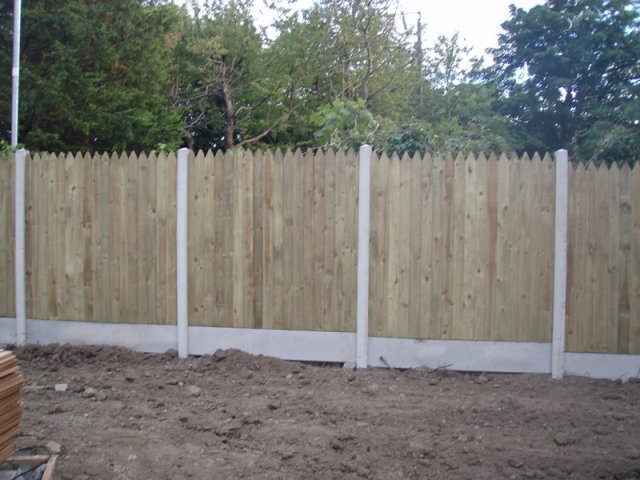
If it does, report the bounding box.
[9,344,640,479]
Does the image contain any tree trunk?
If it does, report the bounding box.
[220,57,236,148]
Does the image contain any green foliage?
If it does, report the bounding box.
[2,0,636,160]
[0,0,184,152]
[0,138,9,154]
[489,0,640,162]
[385,125,429,157]
[313,99,379,150]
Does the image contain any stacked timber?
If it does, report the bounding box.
[0,351,24,464]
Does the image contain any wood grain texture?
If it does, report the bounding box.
[567,162,640,354]
[22,151,176,325]
[0,155,15,317]
[369,152,555,342]
[10,149,636,351]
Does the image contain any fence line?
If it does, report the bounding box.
[1,148,639,375]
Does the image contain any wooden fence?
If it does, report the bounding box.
[567,163,640,354]
[0,149,638,355]
[369,152,555,343]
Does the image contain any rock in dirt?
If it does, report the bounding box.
[475,374,491,384]
[188,385,201,397]
[82,387,97,399]
[508,459,525,469]
[213,350,228,362]
[553,432,577,446]
[46,440,62,454]
[54,383,68,392]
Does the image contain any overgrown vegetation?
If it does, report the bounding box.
[0,0,638,163]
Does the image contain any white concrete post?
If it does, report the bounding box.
[176,148,189,358]
[15,148,27,345]
[552,149,569,379]
[356,144,372,369]
[10,0,22,147]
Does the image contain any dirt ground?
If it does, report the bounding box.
[8,344,640,479]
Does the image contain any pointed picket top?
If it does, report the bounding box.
[283,147,295,165]
[447,151,459,163]
[339,145,348,158]
[303,147,315,162]
[194,149,206,163]
[572,157,588,172]
[213,148,224,164]
[326,147,337,165]
[496,151,507,163]
[378,150,390,163]
[335,147,347,164]
[531,152,542,163]
[262,147,274,165]
[271,148,283,164]
[390,151,401,163]
[520,151,531,162]
[131,151,141,164]
[242,147,254,168]
[488,151,499,163]
[477,151,488,163]
[541,152,553,163]
[312,147,324,164]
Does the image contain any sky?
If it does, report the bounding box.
[401,0,544,56]
[250,0,545,56]
[177,0,545,59]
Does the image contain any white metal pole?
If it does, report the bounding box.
[356,144,372,369]
[551,149,569,379]
[176,148,189,358]
[15,148,26,345]
[10,0,22,147]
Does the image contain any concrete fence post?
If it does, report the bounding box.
[552,149,569,379]
[356,144,372,369]
[14,148,27,345]
[176,148,189,358]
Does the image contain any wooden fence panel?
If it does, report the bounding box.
[369,153,555,342]
[0,155,15,318]
[188,149,358,332]
[567,163,640,354]
[24,152,176,324]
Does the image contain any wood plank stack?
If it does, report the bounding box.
[0,351,24,464]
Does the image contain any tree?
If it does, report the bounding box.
[385,33,517,155]
[489,0,640,163]
[0,0,185,152]
[237,0,418,150]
